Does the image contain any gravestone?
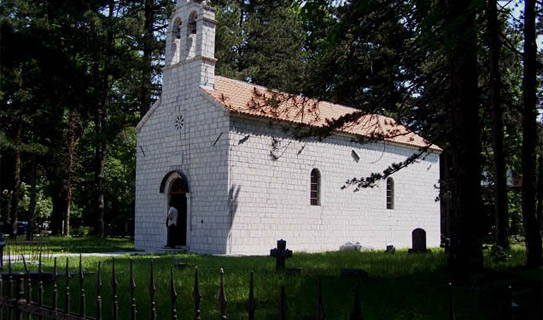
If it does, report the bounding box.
[270,239,292,272]
[286,267,306,275]
[339,242,362,251]
[408,228,430,253]
[340,268,369,279]
[175,261,191,270]
[440,235,450,252]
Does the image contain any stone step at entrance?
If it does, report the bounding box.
[158,246,188,254]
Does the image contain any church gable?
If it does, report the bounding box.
[136,100,161,133]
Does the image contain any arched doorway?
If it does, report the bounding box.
[168,178,187,246]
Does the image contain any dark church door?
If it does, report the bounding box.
[169,178,187,246]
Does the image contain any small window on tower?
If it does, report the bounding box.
[310,169,321,206]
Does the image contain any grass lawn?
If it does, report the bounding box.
[6,236,137,254]
[46,236,136,253]
[4,244,541,320]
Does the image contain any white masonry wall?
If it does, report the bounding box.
[135,63,230,254]
[136,0,232,254]
[227,116,441,255]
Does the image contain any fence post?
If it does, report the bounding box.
[314,279,325,320]
[79,255,86,317]
[65,258,70,314]
[52,258,57,312]
[22,256,31,320]
[149,260,157,320]
[38,253,43,320]
[8,251,13,319]
[15,276,25,320]
[112,258,119,320]
[448,283,456,320]
[350,280,362,320]
[247,271,255,320]
[0,260,3,320]
[95,261,102,320]
[130,259,137,320]
[218,268,227,320]
[279,285,287,320]
[193,267,201,320]
[505,286,513,320]
[170,265,178,320]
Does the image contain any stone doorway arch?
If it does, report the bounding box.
[160,171,190,247]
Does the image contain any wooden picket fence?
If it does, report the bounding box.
[0,255,514,320]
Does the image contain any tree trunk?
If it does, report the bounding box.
[440,152,452,239]
[537,155,543,237]
[487,0,509,248]
[27,154,36,241]
[93,1,115,238]
[94,99,107,238]
[50,185,65,235]
[8,124,22,239]
[140,0,154,115]
[63,109,78,236]
[521,0,542,268]
[445,0,484,278]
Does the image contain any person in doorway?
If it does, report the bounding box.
[166,202,178,248]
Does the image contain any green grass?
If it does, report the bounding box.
[4,246,541,320]
[46,236,136,253]
[6,236,136,255]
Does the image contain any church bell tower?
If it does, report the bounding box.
[163,0,217,91]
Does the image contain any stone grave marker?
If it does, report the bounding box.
[339,242,362,251]
[386,245,396,253]
[408,228,430,253]
[340,268,369,279]
[270,239,292,272]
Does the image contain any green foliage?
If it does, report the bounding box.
[488,244,510,264]
[17,181,53,223]
[73,122,137,235]
[301,1,422,115]
[213,0,306,92]
[104,127,137,235]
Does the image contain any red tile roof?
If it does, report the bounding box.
[203,76,442,152]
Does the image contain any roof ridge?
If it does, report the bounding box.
[215,75,369,116]
[210,75,441,152]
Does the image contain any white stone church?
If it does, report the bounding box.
[135,0,442,254]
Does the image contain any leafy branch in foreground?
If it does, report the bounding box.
[342,147,430,190]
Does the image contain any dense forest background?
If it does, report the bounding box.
[1,0,542,273]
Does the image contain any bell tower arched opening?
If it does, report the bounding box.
[171,18,183,64]
[185,11,198,60]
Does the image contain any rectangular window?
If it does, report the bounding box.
[386,178,394,210]
[310,169,321,206]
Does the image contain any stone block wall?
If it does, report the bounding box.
[226,116,441,254]
[135,64,230,254]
